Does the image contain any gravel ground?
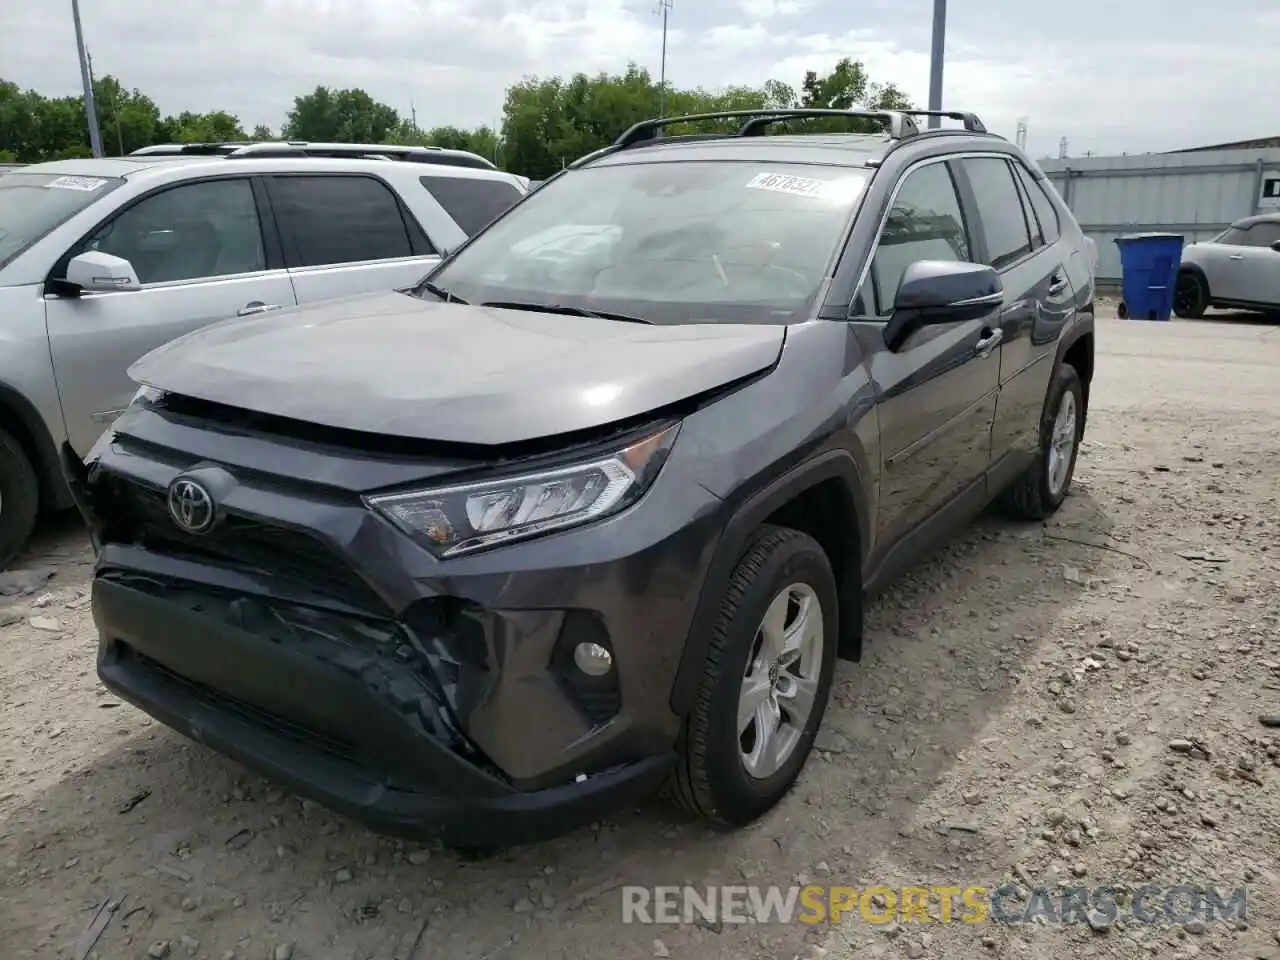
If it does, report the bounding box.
[1,309,1278,960]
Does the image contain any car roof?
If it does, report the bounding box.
[1232,212,1280,228]
[16,154,524,185]
[590,132,894,168]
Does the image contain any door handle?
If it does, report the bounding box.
[1228,254,1245,261]
[975,328,1003,358]
[237,301,282,317]
[1047,272,1069,295]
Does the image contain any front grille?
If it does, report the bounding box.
[104,477,385,611]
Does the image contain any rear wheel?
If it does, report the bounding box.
[998,364,1083,521]
[0,427,39,569]
[667,525,839,827]
[1174,271,1208,319]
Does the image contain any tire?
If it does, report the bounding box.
[998,364,1084,521]
[1116,301,1129,319]
[0,427,39,569]
[667,525,839,827]
[1174,271,1208,319]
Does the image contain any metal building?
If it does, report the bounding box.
[1038,144,1280,283]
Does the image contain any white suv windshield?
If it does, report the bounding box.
[0,172,124,270]
[426,160,871,324]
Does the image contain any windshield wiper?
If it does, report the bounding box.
[481,300,652,324]
[419,280,467,304]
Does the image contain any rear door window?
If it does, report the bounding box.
[959,157,1034,270]
[269,175,415,267]
[418,175,523,235]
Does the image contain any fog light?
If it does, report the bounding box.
[573,641,613,676]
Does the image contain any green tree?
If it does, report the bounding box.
[92,75,165,154]
[0,59,906,171]
[163,110,247,144]
[282,86,400,142]
[797,58,913,133]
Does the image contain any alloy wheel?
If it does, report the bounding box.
[737,583,825,780]
[1047,390,1078,497]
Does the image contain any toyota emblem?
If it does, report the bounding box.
[167,477,217,534]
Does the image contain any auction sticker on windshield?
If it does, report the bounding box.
[745,172,833,199]
[46,176,108,192]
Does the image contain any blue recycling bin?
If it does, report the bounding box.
[1113,233,1184,322]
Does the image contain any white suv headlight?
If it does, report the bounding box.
[364,423,679,558]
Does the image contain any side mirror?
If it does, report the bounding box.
[65,251,142,293]
[884,260,1003,351]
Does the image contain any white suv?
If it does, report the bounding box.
[0,142,528,565]
[1176,213,1280,318]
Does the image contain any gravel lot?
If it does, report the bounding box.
[2,309,1278,960]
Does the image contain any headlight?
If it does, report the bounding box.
[365,423,680,557]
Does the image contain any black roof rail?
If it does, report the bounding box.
[614,109,920,149]
[897,110,987,133]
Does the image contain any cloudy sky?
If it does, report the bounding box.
[3,0,1278,159]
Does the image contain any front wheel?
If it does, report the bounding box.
[998,364,1084,521]
[0,427,39,569]
[667,525,839,827]
[1174,272,1208,319]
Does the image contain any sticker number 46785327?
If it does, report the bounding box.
[46,175,108,192]
[744,172,832,198]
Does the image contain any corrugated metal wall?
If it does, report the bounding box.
[1037,149,1280,281]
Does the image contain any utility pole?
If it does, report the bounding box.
[410,102,418,135]
[71,0,104,157]
[1015,118,1028,151]
[926,0,946,129]
[657,0,672,118]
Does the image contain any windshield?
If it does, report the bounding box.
[0,172,124,271]
[419,160,871,324]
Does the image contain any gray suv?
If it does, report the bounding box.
[68,108,1096,847]
[0,142,527,564]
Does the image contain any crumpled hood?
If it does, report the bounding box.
[128,292,786,445]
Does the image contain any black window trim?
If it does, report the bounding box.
[43,173,282,293]
[1012,159,1061,243]
[263,171,436,270]
[1010,165,1045,251]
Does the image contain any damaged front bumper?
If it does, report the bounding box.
[91,570,672,845]
[61,402,719,844]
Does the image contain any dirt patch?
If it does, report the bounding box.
[1,317,1277,960]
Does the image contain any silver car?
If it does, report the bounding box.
[0,143,528,565]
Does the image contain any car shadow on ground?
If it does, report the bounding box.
[1196,310,1280,327]
[1,490,1116,960]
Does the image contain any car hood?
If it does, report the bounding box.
[129,292,785,445]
